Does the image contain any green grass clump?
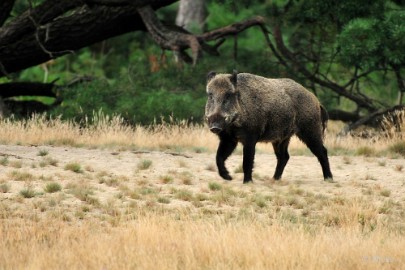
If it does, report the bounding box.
[64,162,83,173]
[20,188,36,198]
[208,181,222,191]
[37,149,49,156]
[355,146,376,157]
[137,159,152,170]
[380,189,391,197]
[157,197,171,204]
[388,141,405,156]
[67,184,99,205]
[0,157,9,166]
[0,183,10,193]
[9,171,35,181]
[160,175,173,184]
[44,182,62,193]
[179,171,193,185]
[39,157,59,168]
[193,147,208,153]
[175,189,194,201]
[10,160,23,168]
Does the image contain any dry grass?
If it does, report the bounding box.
[0,113,403,156]
[1,216,404,269]
[1,114,405,269]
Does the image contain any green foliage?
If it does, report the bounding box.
[7,0,405,123]
[51,56,225,124]
[338,10,405,69]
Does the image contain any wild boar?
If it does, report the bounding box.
[205,70,333,183]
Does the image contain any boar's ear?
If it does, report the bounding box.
[207,71,217,83]
[230,70,238,87]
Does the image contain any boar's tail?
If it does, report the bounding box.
[320,105,328,138]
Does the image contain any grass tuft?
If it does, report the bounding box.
[208,181,222,191]
[388,141,405,156]
[64,162,83,173]
[355,146,376,157]
[0,183,10,193]
[37,149,49,156]
[137,159,152,170]
[160,175,173,184]
[0,157,9,166]
[19,188,36,198]
[44,182,62,193]
[9,171,35,181]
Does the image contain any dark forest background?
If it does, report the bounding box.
[0,0,404,126]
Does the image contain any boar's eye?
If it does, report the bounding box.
[224,92,233,100]
[208,93,213,99]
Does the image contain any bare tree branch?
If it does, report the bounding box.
[137,5,202,64]
[0,82,57,98]
[197,16,265,42]
[270,24,378,111]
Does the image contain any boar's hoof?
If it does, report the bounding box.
[243,179,253,184]
[220,173,232,181]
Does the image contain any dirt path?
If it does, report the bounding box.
[1,145,404,200]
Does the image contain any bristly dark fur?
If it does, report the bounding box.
[205,72,333,183]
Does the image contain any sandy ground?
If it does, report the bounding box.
[1,145,404,205]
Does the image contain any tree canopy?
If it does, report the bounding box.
[0,0,404,129]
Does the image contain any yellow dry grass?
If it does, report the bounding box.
[0,113,403,155]
[1,216,404,270]
[1,114,405,269]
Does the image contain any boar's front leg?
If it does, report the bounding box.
[216,134,237,180]
[242,138,257,184]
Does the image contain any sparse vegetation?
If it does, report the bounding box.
[19,188,36,198]
[179,171,193,185]
[160,175,173,184]
[8,171,35,181]
[37,149,49,156]
[388,141,405,157]
[157,197,170,204]
[356,146,376,157]
[175,189,194,201]
[380,189,391,197]
[0,157,9,166]
[9,160,23,168]
[0,183,10,193]
[137,159,152,170]
[44,182,62,193]
[64,162,83,173]
[0,118,404,269]
[208,181,222,191]
[395,164,403,172]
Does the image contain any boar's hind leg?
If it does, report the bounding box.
[299,133,333,180]
[272,138,291,180]
[216,135,237,180]
[242,139,257,184]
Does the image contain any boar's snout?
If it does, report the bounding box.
[210,125,222,134]
[207,113,226,134]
